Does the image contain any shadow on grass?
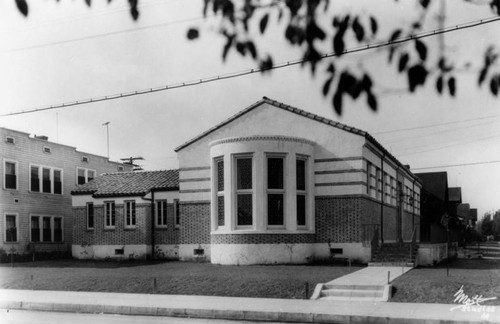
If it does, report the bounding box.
[0,259,172,269]
[419,258,500,270]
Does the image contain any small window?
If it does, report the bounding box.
[118,166,124,172]
[125,200,136,228]
[156,200,167,227]
[4,160,17,190]
[267,156,285,227]
[43,146,51,154]
[5,136,15,144]
[31,216,40,242]
[77,168,96,185]
[104,201,116,228]
[174,199,180,226]
[82,156,89,163]
[236,156,253,227]
[86,203,94,229]
[5,214,18,242]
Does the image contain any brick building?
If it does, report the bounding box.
[71,97,422,264]
[1,127,131,256]
[175,97,421,264]
[71,170,179,260]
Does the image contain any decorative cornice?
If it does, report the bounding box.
[209,135,316,148]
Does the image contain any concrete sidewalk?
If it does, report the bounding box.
[326,266,413,286]
[0,289,499,323]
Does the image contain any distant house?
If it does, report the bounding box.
[71,97,422,264]
[71,170,179,260]
[1,127,131,257]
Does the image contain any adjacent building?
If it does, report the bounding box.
[71,97,422,264]
[1,127,131,256]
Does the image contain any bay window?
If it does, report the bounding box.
[235,156,253,227]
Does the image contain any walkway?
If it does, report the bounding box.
[311,266,413,301]
[0,289,498,323]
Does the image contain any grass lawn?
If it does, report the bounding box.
[0,260,360,299]
[391,259,500,305]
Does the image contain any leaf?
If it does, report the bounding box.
[419,0,430,9]
[478,67,488,86]
[259,56,273,72]
[129,0,139,20]
[370,16,378,35]
[436,75,444,94]
[398,53,409,72]
[490,75,499,96]
[222,35,234,61]
[85,0,91,7]
[367,92,377,111]
[333,32,345,55]
[187,28,199,40]
[15,0,28,16]
[327,62,335,75]
[390,29,402,42]
[306,22,326,42]
[407,64,428,92]
[203,0,210,17]
[323,77,333,97]
[388,47,396,63]
[246,41,257,59]
[333,91,343,115]
[415,40,427,61]
[491,0,500,15]
[259,13,269,34]
[236,42,246,56]
[361,74,373,91]
[448,77,456,96]
[352,17,365,42]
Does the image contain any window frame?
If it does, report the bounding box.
[86,202,94,230]
[3,159,18,190]
[104,201,116,229]
[124,200,136,228]
[266,154,286,229]
[296,156,308,228]
[29,164,63,195]
[156,200,168,227]
[214,157,225,228]
[4,213,18,243]
[234,154,254,228]
[76,167,96,185]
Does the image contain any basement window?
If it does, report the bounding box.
[115,248,124,255]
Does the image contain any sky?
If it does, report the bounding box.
[1,0,499,220]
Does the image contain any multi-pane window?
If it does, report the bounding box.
[376,168,382,200]
[54,218,62,242]
[4,160,17,190]
[391,177,397,205]
[267,156,285,226]
[31,216,40,242]
[104,201,116,228]
[86,203,94,229]
[31,216,63,242]
[296,158,307,227]
[236,156,253,226]
[366,161,371,194]
[125,201,136,227]
[42,217,51,242]
[216,158,224,227]
[156,200,168,227]
[30,165,63,194]
[77,168,96,185]
[174,199,180,226]
[5,214,17,242]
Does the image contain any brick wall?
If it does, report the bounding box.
[154,203,179,245]
[315,196,363,243]
[211,233,315,244]
[179,202,210,244]
[73,203,151,246]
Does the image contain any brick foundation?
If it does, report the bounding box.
[211,233,315,244]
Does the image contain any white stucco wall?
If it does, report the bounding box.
[72,244,151,260]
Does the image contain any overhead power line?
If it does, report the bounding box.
[2,15,500,117]
[412,160,500,170]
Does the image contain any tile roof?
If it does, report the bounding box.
[71,170,179,197]
[175,97,420,182]
[415,172,448,201]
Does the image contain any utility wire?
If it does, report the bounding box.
[2,15,500,117]
[412,160,500,170]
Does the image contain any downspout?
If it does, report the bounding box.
[151,189,155,260]
[144,190,156,260]
[380,153,385,245]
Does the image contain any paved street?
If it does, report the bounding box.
[0,309,275,324]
